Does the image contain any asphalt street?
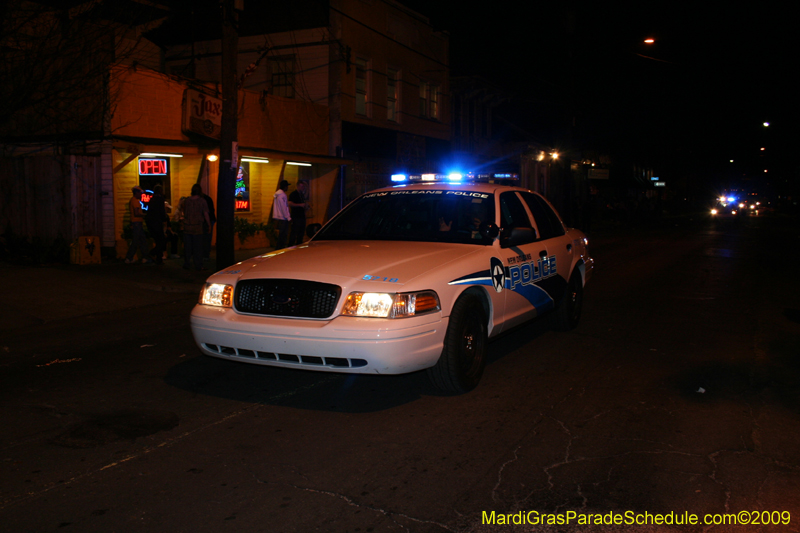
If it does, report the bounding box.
[1,213,799,533]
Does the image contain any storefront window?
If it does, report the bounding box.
[137,157,171,209]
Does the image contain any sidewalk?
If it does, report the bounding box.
[0,247,273,333]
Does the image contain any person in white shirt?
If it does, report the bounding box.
[273,180,291,249]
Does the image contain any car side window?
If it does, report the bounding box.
[520,191,565,240]
[499,192,536,247]
[499,192,532,230]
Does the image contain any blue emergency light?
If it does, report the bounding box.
[393,172,519,183]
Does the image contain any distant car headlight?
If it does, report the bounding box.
[199,283,233,307]
[342,291,440,318]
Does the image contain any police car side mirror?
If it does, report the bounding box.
[500,227,535,248]
[480,223,499,240]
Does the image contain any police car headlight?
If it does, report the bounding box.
[342,291,440,318]
[199,283,233,307]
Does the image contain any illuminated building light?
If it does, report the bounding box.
[287,161,312,166]
[140,152,183,157]
[206,154,219,162]
[241,157,270,163]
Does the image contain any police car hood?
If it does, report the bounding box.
[227,240,481,287]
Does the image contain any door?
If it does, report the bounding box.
[496,191,554,328]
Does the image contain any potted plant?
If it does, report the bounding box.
[234,218,274,249]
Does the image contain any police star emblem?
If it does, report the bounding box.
[490,257,505,293]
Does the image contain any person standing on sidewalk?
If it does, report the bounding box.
[183,184,211,271]
[273,180,291,249]
[125,186,150,264]
[202,191,216,261]
[287,180,309,246]
[145,184,168,265]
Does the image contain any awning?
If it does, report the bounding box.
[112,136,352,166]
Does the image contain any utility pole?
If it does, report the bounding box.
[216,0,239,269]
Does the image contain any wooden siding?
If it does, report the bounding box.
[0,156,70,243]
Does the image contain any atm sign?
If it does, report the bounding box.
[139,158,167,175]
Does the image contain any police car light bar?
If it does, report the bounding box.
[394,172,519,183]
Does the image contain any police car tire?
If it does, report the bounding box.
[428,294,487,393]
[554,273,583,331]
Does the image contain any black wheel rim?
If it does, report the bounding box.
[569,279,582,323]
[459,313,484,377]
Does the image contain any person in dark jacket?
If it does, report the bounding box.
[287,180,308,246]
[184,184,211,271]
[145,185,168,265]
[202,192,216,260]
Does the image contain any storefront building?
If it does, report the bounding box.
[108,65,348,256]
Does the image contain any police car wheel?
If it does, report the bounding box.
[555,273,583,331]
[428,294,487,393]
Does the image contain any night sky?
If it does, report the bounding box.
[400,1,800,195]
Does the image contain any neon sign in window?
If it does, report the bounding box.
[235,165,250,212]
[139,158,167,175]
[140,190,154,211]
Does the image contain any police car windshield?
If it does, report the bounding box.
[314,189,495,245]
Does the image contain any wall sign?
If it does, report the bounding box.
[183,89,222,140]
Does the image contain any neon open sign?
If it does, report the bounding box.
[139,158,167,175]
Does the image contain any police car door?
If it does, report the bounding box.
[497,191,549,329]
[519,191,569,307]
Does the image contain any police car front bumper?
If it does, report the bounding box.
[190,305,448,374]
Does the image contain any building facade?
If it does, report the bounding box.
[1,0,449,257]
[159,0,451,207]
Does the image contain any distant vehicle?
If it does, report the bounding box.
[743,198,774,216]
[710,197,743,219]
[190,173,594,393]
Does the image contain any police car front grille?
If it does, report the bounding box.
[203,344,367,368]
[234,279,341,318]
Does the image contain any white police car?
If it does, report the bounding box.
[190,173,593,392]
